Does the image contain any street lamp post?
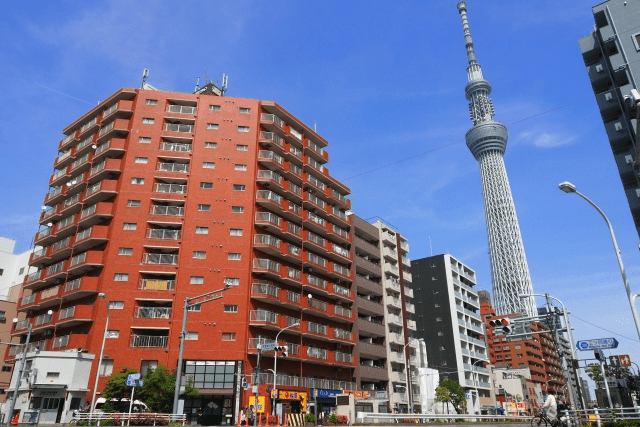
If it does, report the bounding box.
[559,181,640,342]
[470,359,484,414]
[5,323,32,426]
[90,293,110,422]
[403,338,424,414]
[272,323,299,417]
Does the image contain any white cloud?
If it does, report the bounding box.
[514,129,579,148]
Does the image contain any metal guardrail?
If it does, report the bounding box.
[71,412,186,426]
[358,412,533,423]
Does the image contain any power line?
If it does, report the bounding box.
[571,314,640,344]
[341,96,593,182]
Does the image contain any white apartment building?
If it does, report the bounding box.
[0,237,31,299]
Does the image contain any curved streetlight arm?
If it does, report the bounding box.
[273,323,300,404]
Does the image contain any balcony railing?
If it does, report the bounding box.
[157,163,189,173]
[290,147,302,159]
[331,190,349,205]
[59,306,76,320]
[131,335,169,348]
[256,170,282,183]
[252,283,279,298]
[149,205,184,216]
[335,352,352,363]
[308,140,325,155]
[167,105,196,114]
[307,322,327,335]
[65,278,81,292]
[332,244,349,257]
[32,249,46,261]
[27,270,42,283]
[254,234,280,248]
[99,121,114,136]
[253,258,280,272]
[80,204,97,219]
[76,227,92,242]
[21,294,36,305]
[290,128,302,140]
[258,150,283,164]
[256,190,281,203]
[287,268,300,280]
[46,187,62,200]
[255,212,281,226]
[287,291,300,303]
[81,117,97,132]
[142,253,179,265]
[103,102,118,117]
[71,153,89,170]
[77,135,94,151]
[260,113,284,127]
[308,175,325,190]
[308,299,327,312]
[333,263,350,276]
[334,328,352,340]
[15,319,30,331]
[160,142,192,152]
[42,206,58,219]
[146,228,181,240]
[307,193,326,208]
[139,279,176,291]
[332,207,347,220]
[307,347,327,360]
[70,252,87,267]
[308,275,327,290]
[308,158,325,172]
[46,261,64,276]
[63,192,80,208]
[134,307,172,319]
[154,183,187,194]
[250,310,278,323]
[34,313,53,326]
[308,212,326,226]
[308,253,327,267]
[90,161,105,175]
[307,232,326,246]
[164,123,194,133]
[333,284,350,297]
[334,305,352,318]
[52,335,70,349]
[260,132,283,146]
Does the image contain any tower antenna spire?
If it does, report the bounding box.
[457,2,536,317]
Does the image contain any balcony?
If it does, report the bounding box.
[149,205,184,217]
[84,180,118,205]
[330,189,351,210]
[134,307,172,319]
[94,138,126,161]
[259,131,284,150]
[73,225,109,252]
[142,253,179,265]
[166,105,196,115]
[88,158,122,184]
[44,186,66,207]
[54,150,74,170]
[131,334,169,348]
[160,141,192,153]
[97,118,130,142]
[164,123,194,134]
[68,250,104,274]
[146,228,181,240]
[249,310,279,327]
[258,150,284,172]
[260,113,285,134]
[157,162,189,174]
[59,132,77,151]
[154,183,187,194]
[139,278,176,291]
[63,276,99,302]
[256,169,283,186]
[304,139,328,164]
[78,201,114,228]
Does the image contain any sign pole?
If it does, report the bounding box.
[126,386,136,427]
[599,360,614,408]
[254,348,262,427]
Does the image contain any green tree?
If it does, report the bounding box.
[101,366,138,412]
[586,364,604,382]
[137,364,199,413]
[435,380,467,414]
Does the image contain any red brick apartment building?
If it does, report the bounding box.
[480,292,565,410]
[15,83,356,423]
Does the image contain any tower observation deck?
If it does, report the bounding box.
[457,2,536,317]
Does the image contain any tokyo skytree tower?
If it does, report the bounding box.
[457,2,536,317]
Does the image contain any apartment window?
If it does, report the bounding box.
[233,184,245,191]
[195,227,209,235]
[200,182,213,189]
[207,123,219,130]
[198,204,211,212]
[436,317,442,322]
[236,145,249,151]
[234,164,247,171]
[496,356,503,361]
[99,360,114,376]
[433,290,439,294]
[18,268,24,275]
[437,331,443,336]
[239,107,251,114]
[202,162,215,169]
[493,338,500,343]
[106,330,119,338]
[224,305,238,313]
[193,251,206,259]
[190,276,204,284]
[127,200,141,207]
[114,274,128,282]
[145,99,158,105]
[109,301,124,309]
[142,118,155,124]
[226,278,240,286]
[432,276,437,281]
[134,157,148,164]
[238,126,250,133]
[439,346,445,351]
[209,105,221,111]
[495,346,501,352]
[430,263,436,267]
[140,360,158,377]
[633,33,640,50]
[221,333,236,341]
[1,366,11,373]
[205,142,217,148]
[441,361,447,366]
[505,355,512,360]
[123,223,137,230]
[185,332,199,340]
[503,346,510,351]
[0,269,3,276]
[231,206,244,213]
[515,344,522,349]
[139,137,151,143]
[517,354,523,359]
[435,303,440,308]
[118,248,133,256]
[131,178,144,185]
[228,253,241,260]
[229,229,243,236]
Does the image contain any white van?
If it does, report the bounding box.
[94,398,149,413]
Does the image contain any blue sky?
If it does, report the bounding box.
[2,0,640,383]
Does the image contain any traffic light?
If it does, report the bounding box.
[241,376,248,389]
[275,345,288,357]
[489,318,512,334]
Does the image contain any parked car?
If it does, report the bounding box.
[94,398,149,413]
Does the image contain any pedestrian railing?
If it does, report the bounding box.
[71,412,186,426]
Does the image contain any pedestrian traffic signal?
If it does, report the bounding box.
[241,377,248,389]
[275,345,288,357]
[489,318,512,334]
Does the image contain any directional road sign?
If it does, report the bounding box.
[620,354,632,367]
[127,373,142,381]
[125,379,145,387]
[576,338,619,351]
[258,343,277,351]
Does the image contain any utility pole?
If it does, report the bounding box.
[172,283,230,415]
[254,348,262,427]
[6,324,32,426]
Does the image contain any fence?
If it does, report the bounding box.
[71,412,186,426]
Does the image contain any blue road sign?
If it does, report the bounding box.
[258,343,276,351]
[127,373,141,381]
[125,379,144,387]
[576,338,619,351]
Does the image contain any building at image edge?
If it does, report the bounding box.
[11,83,356,424]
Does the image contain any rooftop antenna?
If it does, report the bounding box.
[221,74,228,96]
[314,121,317,132]
[141,68,149,88]
[429,235,433,256]
[204,68,210,84]
[194,76,200,93]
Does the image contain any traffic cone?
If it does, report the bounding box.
[258,413,262,426]
[277,414,281,426]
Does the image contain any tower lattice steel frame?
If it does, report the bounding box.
[457,2,536,317]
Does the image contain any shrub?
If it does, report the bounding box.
[337,415,348,424]
[328,413,338,423]
[305,413,317,424]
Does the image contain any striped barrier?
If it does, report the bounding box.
[286,414,304,426]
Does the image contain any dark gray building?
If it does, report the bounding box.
[579,0,640,236]
[409,254,490,414]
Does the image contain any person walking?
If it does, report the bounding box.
[240,406,248,426]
